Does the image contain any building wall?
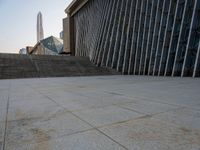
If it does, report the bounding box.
[71,0,200,77]
[63,17,71,54]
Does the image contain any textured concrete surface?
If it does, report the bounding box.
[0,75,200,150]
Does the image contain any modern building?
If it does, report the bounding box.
[30,36,65,55]
[64,0,200,77]
[19,48,27,54]
[60,31,64,39]
[37,12,44,42]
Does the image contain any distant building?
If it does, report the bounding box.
[30,36,66,55]
[60,31,64,39]
[19,48,27,54]
[37,12,44,42]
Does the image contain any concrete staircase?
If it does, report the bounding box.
[0,54,119,79]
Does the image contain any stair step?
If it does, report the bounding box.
[0,54,119,79]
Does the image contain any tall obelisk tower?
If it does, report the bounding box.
[37,12,44,42]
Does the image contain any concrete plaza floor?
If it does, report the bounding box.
[0,75,200,150]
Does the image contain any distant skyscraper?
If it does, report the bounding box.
[37,12,44,42]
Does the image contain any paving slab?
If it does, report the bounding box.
[0,87,8,150]
[44,90,134,112]
[0,123,5,150]
[0,93,8,123]
[0,108,6,123]
[9,93,46,102]
[9,95,55,107]
[6,130,126,150]
[0,91,8,104]
[153,107,200,129]
[44,92,98,111]
[74,105,144,127]
[117,99,179,115]
[7,101,62,122]
[0,92,8,150]
[5,109,92,148]
[100,117,200,150]
[114,79,200,111]
[58,95,134,112]
[77,91,134,105]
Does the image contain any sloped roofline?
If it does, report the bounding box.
[65,0,89,16]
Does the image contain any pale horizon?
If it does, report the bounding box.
[0,0,73,53]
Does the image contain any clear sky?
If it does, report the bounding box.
[0,0,73,53]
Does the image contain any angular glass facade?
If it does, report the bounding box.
[32,36,64,55]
